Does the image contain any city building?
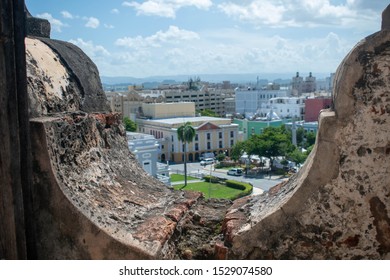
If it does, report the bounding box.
[223,97,235,117]
[233,118,284,140]
[235,87,289,118]
[127,132,171,186]
[305,97,332,122]
[291,72,317,95]
[142,102,195,119]
[163,89,230,116]
[136,103,239,163]
[304,72,316,93]
[259,97,306,120]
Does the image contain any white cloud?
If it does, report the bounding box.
[111,8,120,14]
[115,25,200,49]
[218,1,286,25]
[85,17,100,29]
[69,38,110,58]
[61,11,73,19]
[218,0,381,29]
[108,25,351,77]
[122,0,212,18]
[104,24,115,29]
[36,13,66,32]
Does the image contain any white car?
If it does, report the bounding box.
[227,168,243,176]
[200,158,214,166]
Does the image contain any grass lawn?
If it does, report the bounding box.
[174,182,244,200]
[170,173,199,182]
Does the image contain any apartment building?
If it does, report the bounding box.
[106,91,143,119]
[163,89,230,116]
[136,103,239,163]
[235,87,289,118]
[259,97,306,120]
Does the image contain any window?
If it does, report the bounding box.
[171,135,174,142]
[230,131,234,138]
[219,132,223,139]
[207,142,211,150]
[195,134,199,141]
[230,139,234,146]
[207,133,211,140]
[219,141,223,149]
[195,143,199,151]
[172,145,174,152]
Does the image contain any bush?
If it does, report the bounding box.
[225,180,253,199]
[203,175,220,183]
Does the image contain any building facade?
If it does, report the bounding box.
[235,88,289,118]
[163,89,230,116]
[127,132,170,186]
[260,97,306,120]
[137,116,239,163]
[291,72,317,95]
[305,97,332,122]
[233,118,284,140]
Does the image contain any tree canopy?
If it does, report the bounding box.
[123,117,137,132]
[230,125,316,168]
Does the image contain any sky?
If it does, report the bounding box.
[25,0,387,79]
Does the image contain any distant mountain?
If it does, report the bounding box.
[101,72,331,85]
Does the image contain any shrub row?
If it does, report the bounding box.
[203,176,253,200]
[225,180,253,200]
[203,175,220,183]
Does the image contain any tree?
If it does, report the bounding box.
[247,127,293,169]
[199,109,219,117]
[230,141,246,163]
[305,131,316,148]
[216,153,226,162]
[123,117,137,132]
[177,122,196,187]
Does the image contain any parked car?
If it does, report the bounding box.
[200,158,214,166]
[227,168,243,176]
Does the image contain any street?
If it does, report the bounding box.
[168,162,287,192]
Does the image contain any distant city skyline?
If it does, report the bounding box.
[26,0,386,78]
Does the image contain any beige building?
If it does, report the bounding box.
[106,91,143,119]
[164,89,231,116]
[142,102,195,119]
[136,103,239,163]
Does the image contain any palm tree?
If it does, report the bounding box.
[177,122,196,187]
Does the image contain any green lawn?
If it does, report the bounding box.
[174,182,244,200]
[170,173,199,182]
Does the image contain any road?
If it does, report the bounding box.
[169,162,287,192]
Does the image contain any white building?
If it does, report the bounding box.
[259,97,306,120]
[235,88,288,118]
[127,132,171,186]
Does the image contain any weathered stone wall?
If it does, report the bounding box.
[223,20,390,260]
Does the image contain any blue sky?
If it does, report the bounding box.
[25,0,387,78]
